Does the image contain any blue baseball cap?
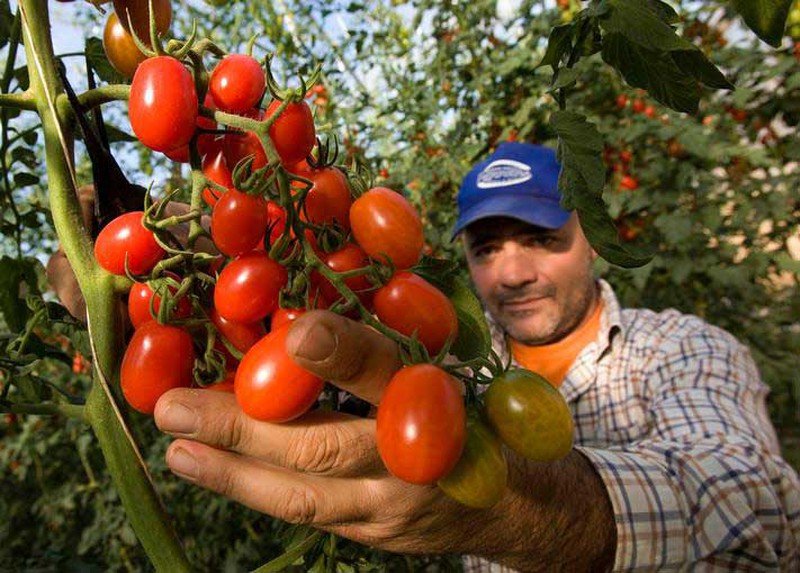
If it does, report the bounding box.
[452,142,571,239]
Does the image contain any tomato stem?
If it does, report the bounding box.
[74,84,130,110]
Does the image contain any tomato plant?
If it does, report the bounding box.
[350,187,424,270]
[112,0,172,43]
[120,322,195,415]
[94,211,165,276]
[376,364,466,485]
[235,324,324,422]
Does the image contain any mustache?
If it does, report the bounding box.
[495,287,555,305]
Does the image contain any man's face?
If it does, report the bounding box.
[463,214,598,346]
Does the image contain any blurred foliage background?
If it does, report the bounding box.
[1,0,798,570]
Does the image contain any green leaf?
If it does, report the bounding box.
[550,111,605,198]
[84,37,125,85]
[551,112,651,268]
[551,67,580,91]
[730,0,793,47]
[448,277,492,362]
[538,23,574,70]
[601,0,695,52]
[645,0,679,24]
[655,213,693,243]
[0,257,40,332]
[601,33,700,113]
[670,50,734,90]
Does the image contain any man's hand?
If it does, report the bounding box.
[154,311,617,569]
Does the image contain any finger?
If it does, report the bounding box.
[286,310,401,405]
[154,388,382,478]
[165,439,373,526]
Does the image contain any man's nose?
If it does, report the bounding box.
[497,243,538,289]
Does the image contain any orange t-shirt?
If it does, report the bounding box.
[509,298,604,388]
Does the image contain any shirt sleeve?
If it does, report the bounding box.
[577,328,800,571]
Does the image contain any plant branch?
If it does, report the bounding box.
[76,83,131,109]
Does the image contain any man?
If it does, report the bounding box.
[54,144,800,570]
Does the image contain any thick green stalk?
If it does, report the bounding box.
[18,0,190,569]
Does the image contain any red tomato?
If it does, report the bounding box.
[632,99,646,114]
[103,11,146,79]
[302,167,352,230]
[615,94,628,109]
[373,272,458,355]
[271,307,306,331]
[211,189,269,256]
[350,187,423,270]
[265,99,316,165]
[206,379,235,393]
[214,252,288,323]
[129,57,198,153]
[316,243,373,307]
[620,175,640,191]
[128,274,192,328]
[209,54,265,114]
[94,211,165,276]
[210,308,266,354]
[235,324,324,422]
[202,148,233,207]
[120,322,195,415]
[376,364,466,484]
[618,150,632,164]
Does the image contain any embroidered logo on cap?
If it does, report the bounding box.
[476,159,532,189]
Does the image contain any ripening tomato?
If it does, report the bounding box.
[316,243,373,306]
[129,57,198,153]
[235,324,324,422]
[376,364,466,484]
[120,322,194,415]
[211,190,269,257]
[209,54,265,114]
[373,272,458,355]
[128,274,192,328]
[94,211,165,276]
[265,99,316,165]
[206,376,235,393]
[214,252,288,323]
[350,187,423,270]
[103,11,146,79]
[631,99,646,114]
[484,369,574,462]
[202,148,233,207]
[615,94,628,109]
[271,307,305,331]
[112,0,172,43]
[437,414,508,509]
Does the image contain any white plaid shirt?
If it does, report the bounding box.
[464,279,800,571]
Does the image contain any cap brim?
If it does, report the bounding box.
[450,195,571,240]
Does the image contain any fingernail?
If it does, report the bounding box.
[294,321,337,362]
[168,447,198,481]
[158,402,198,435]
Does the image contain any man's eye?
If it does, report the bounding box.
[472,245,497,258]
[525,235,555,247]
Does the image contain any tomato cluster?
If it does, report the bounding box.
[91,5,574,509]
